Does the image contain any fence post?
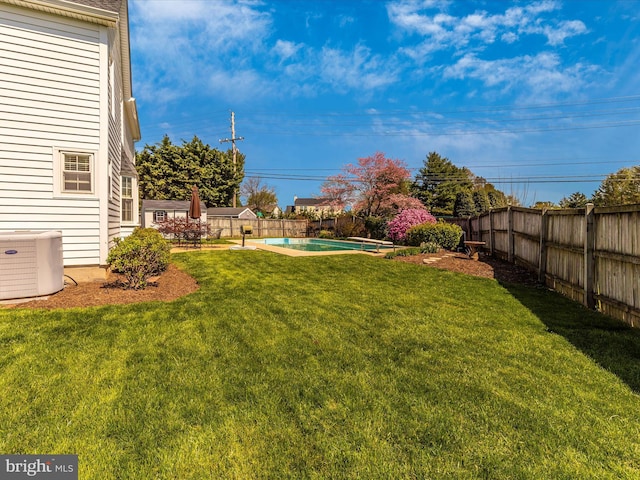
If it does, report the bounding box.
[507,206,514,263]
[539,208,548,283]
[489,210,494,256]
[584,203,595,309]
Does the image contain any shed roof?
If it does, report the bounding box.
[207,207,256,218]
[142,199,207,212]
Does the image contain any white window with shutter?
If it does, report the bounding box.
[62,153,93,193]
[121,176,134,222]
[53,148,96,197]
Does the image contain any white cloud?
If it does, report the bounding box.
[130,0,400,105]
[443,52,599,100]
[129,0,272,103]
[501,32,518,44]
[320,45,399,93]
[387,0,588,55]
[271,40,304,61]
[209,69,272,102]
[337,15,355,28]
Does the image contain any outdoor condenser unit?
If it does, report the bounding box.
[0,231,64,301]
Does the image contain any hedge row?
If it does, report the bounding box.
[405,221,463,250]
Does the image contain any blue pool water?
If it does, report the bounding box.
[250,238,391,252]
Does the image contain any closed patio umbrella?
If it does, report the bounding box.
[188,185,202,220]
[187,185,202,247]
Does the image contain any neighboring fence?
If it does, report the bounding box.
[207,218,307,238]
[307,216,366,237]
[449,204,640,328]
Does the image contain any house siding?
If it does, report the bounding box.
[106,26,122,253]
[0,3,104,266]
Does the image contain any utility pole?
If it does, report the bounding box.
[219,111,244,208]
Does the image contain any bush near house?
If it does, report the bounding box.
[107,228,171,289]
[406,221,463,250]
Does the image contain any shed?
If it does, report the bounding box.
[207,207,257,219]
[141,199,208,227]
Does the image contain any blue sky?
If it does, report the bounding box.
[128,0,640,209]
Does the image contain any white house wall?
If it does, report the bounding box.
[106,26,122,254]
[0,3,105,266]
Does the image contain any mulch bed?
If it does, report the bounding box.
[2,264,199,310]
[393,251,541,286]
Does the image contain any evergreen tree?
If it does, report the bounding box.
[453,191,476,217]
[136,135,245,207]
[591,166,640,206]
[487,190,508,208]
[412,152,473,216]
[559,192,589,208]
[473,190,491,214]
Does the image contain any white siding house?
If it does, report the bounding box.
[0,0,140,275]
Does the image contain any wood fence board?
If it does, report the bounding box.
[445,204,640,327]
[207,218,307,238]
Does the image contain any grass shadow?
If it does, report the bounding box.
[498,278,640,394]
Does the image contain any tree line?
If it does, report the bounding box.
[135,135,640,217]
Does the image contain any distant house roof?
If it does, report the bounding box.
[207,207,257,218]
[142,199,206,212]
[294,197,325,206]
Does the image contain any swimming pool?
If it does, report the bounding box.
[250,238,392,253]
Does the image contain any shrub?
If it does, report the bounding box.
[364,216,387,240]
[335,216,366,238]
[387,209,436,243]
[383,242,440,259]
[384,247,422,259]
[318,230,334,238]
[406,221,463,250]
[107,228,171,289]
[420,241,440,253]
[155,217,210,244]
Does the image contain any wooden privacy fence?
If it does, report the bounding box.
[207,218,307,239]
[449,204,640,328]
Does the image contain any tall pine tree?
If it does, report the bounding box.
[136,135,245,207]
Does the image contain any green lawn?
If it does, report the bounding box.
[1,251,639,479]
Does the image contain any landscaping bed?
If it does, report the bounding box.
[4,263,199,309]
[393,251,541,286]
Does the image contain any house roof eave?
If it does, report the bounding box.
[3,0,119,26]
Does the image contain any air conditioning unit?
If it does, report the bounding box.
[0,231,64,301]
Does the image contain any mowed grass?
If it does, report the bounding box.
[1,250,640,479]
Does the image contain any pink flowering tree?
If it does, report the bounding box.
[320,152,414,217]
[387,208,436,243]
